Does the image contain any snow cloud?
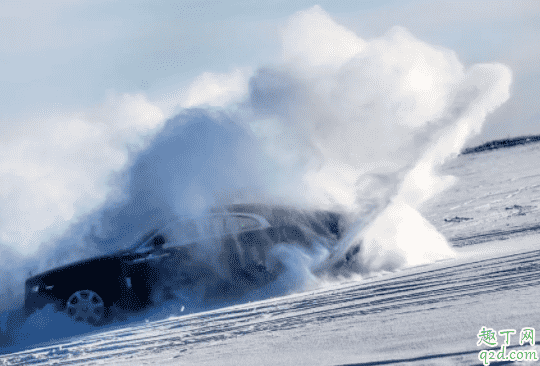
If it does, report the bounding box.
[281,5,365,70]
[0,93,165,254]
[182,68,251,108]
[0,5,512,271]
[244,6,512,271]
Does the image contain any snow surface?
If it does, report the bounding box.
[421,142,540,245]
[3,143,540,365]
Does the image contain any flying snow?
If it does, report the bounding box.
[242,6,511,271]
[0,6,513,350]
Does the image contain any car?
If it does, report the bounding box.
[24,205,344,325]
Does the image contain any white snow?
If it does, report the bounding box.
[3,142,540,365]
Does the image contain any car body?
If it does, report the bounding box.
[24,205,343,324]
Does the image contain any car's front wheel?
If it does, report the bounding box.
[66,289,105,325]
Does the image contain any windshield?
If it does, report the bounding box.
[129,228,160,250]
[128,217,198,252]
[128,213,267,252]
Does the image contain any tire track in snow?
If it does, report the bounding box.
[3,245,540,365]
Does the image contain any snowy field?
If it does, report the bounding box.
[422,142,540,246]
[0,1,537,364]
[2,143,540,365]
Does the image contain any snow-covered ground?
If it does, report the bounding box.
[422,142,540,246]
[3,142,540,365]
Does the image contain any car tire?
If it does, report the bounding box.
[65,289,107,325]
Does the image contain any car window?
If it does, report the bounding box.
[160,218,199,246]
[237,217,260,231]
[226,216,261,233]
[182,219,198,240]
[130,228,159,250]
[143,214,263,248]
[197,215,228,238]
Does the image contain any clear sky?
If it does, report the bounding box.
[0,0,538,255]
[1,0,538,141]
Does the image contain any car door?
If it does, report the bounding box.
[222,213,278,286]
[118,237,172,308]
[227,214,270,265]
[148,218,205,292]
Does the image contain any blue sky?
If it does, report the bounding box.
[0,0,538,256]
[1,0,537,141]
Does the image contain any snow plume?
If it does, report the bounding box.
[182,68,252,109]
[0,92,165,255]
[245,6,512,274]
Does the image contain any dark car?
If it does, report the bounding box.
[24,205,343,325]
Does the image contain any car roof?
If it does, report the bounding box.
[131,211,270,251]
